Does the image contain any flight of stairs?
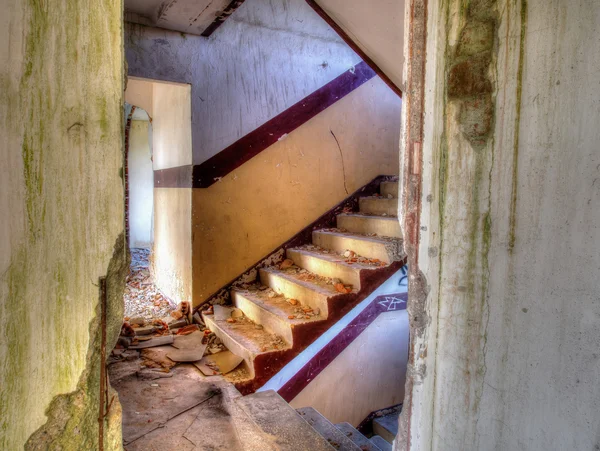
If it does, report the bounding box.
[232,390,397,450]
[202,180,405,393]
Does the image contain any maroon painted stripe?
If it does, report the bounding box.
[201,0,246,37]
[277,292,408,402]
[154,165,192,188]
[154,61,377,188]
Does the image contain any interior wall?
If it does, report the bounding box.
[153,189,193,303]
[128,120,154,248]
[125,0,361,165]
[0,0,126,449]
[125,77,154,117]
[152,81,192,170]
[290,310,409,426]
[315,0,405,89]
[192,77,401,304]
[150,81,193,304]
[403,0,600,450]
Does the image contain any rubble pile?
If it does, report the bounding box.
[124,249,176,320]
[110,300,247,381]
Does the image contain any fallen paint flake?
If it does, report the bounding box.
[198,351,244,375]
[129,335,174,349]
[166,347,207,363]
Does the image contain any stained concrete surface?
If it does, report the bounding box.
[0,0,125,448]
[401,0,600,449]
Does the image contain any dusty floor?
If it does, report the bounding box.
[109,346,254,450]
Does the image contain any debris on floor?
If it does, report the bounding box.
[124,248,177,320]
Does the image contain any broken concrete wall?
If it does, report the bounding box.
[192,78,401,304]
[399,0,600,449]
[125,0,362,165]
[0,0,126,449]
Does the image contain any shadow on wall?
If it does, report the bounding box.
[126,107,154,249]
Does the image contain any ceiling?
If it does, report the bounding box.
[314,0,405,89]
[124,0,246,36]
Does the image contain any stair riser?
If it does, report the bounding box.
[337,215,402,239]
[373,419,397,444]
[231,291,294,345]
[359,198,398,216]
[259,269,330,316]
[312,231,394,264]
[380,181,399,198]
[286,249,361,287]
[203,314,256,378]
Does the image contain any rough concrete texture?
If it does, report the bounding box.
[0,0,126,449]
[125,0,362,165]
[399,0,600,449]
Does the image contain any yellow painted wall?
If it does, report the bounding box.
[192,77,401,305]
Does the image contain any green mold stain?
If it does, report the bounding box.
[508,0,528,252]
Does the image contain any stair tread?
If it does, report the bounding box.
[335,423,382,451]
[232,287,325,324]
[261,266,352,297]
[297,407,362,451]
[290,246,389,271]
[203,312,291,355]
[370,436,392,451]
[236,391,336,450]
[373,413,399,443]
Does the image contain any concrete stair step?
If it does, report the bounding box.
[236,391,336,451]
[231,287,324,346]
[370,436,392,451]
[202,311,291,379]
[373,413,399,444]
[312,230,401,264]
[286,247,363,288]
[259,267,335,317]
[296,407,362,451]
[359,197,398,216]
[380,181,399,198]
[337,213,402,239]
[335,423,382,451]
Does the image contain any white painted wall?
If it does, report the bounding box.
[315,0,405,89]
[125,0,361,165]
[291,310,409,427]
[152,81,192,169]
[128,120,153,248]
[403,0,600,450]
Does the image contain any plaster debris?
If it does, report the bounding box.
[124,248,177,321]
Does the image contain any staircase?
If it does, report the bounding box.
[234,390,396,451]
[202,180,405,393]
